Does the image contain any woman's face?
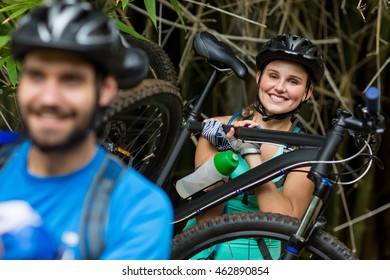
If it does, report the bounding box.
[256,60,313,116]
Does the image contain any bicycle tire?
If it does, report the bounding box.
[171,212,358,260]
[96,79,183,182]
[125,35,178,85]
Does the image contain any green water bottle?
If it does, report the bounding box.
[175,150,239,199]
[230,154,250,179]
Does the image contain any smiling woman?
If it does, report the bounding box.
[181,33,325,260]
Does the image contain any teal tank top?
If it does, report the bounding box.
[182,111,304,259]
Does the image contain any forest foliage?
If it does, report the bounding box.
[0,0,389,259]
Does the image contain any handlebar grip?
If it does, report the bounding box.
[187,121,232,134]
[187,121,203,132]
[365,86,380,115]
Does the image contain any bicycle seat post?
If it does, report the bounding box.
[157,31,247,188]
[155,69,221,188]
[188,69,220,121]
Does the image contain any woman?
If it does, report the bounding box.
[184,33,325,259]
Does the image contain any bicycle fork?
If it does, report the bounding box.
[280,113,347,260]
[280,178,334,260]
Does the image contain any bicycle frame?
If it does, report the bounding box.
[172,121,326,222]
[156,32,249,188]
[174,145,321,223]
[155,31,328,226]
[153,31,383,259]
[173,108,382,259]
[155,68,222,187]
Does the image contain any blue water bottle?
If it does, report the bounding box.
[0,200,58,260]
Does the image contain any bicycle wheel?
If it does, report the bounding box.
[171,212,358,260]
[96,79,183,182]
[125,35,178,85]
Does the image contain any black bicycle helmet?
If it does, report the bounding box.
[11,2,148,89]
[256,34,324,83]
[253,34,325,122]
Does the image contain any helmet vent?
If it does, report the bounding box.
[255,33,325,83]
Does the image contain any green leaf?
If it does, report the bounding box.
[0,57,6,69]
[114,20,145,39]
[121,0,130,10]
[0,2,37,24]
[169,0,186,32]
[6,58,18,86]
[0,3,23,13]
[144,0,157,29]
[0,36,10,48]
[3,5,32,23]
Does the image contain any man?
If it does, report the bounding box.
[0,1,173,260]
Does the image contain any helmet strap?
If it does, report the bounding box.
[253,99,305,122]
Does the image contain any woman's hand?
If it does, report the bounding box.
[201,119,231,151]
[229,120,262,129]
[226,120,263,156]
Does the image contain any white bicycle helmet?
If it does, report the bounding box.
[11,1,148,89]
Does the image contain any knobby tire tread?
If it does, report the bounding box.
[125,35,178,86]
[171,212,358,260]
[97,79,182,182]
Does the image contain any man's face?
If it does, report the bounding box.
[17,50,98,151]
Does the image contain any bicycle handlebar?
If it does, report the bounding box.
[188,86,384,145]
[187,121,325,147]
[344,86,384,135]
[365,86,380,115]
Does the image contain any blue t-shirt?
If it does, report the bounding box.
[0,141,173,260]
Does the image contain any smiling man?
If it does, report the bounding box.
[0,2,173,260]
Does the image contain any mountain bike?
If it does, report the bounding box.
[170,99,383,260]
[96,31,385,260]
[96,32,248,185]
[96,35,183,182]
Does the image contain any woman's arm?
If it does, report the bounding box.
[194,116,231,223]
[227,119,314,219]
[245,153,314,219]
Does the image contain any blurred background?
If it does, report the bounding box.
[0,0,389,259]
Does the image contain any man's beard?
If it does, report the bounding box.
[21,108,98,153]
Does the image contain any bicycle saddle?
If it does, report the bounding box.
[193,31,248,80]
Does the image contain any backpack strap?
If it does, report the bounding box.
[79,153,127,260]
[0,143,21,171]
[227,110,244,124]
